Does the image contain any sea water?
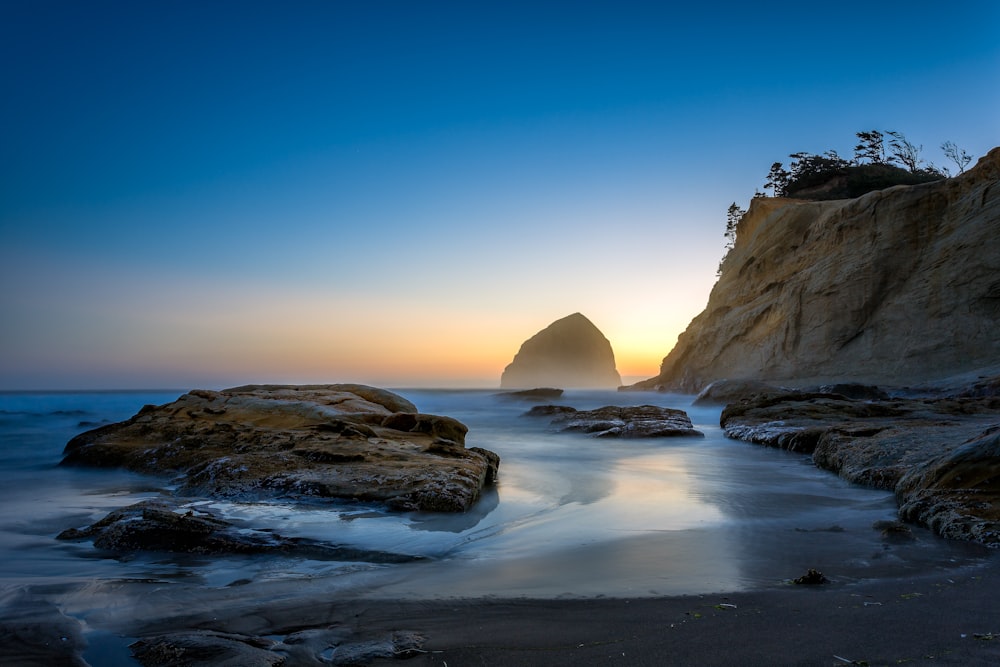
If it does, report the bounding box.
[0,388,991,607]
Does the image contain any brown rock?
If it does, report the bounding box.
[60,384,499,512]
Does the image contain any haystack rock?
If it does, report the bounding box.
[630,147,1000,393]
[501,313,622,389]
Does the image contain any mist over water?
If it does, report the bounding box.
[0,388,992,648]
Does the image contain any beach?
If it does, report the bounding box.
[1,389,997,666]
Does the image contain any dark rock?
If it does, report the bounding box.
[496,388,565,401]
[524,404,578,417]
[792,569,828,585]
[501,313,622,389]
[130,627,425,667]
[548,405,703,438]
[60,384,498,513]
[816,383,890,400]
[56,499,425,563]
[692,379,787,405]
[131,631,282,667]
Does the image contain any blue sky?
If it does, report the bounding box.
[2,1,998,389]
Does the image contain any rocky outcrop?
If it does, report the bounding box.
[57,499,425,562]
[130,627,425,667]
[632,147,1000,393]
[720,388,1000,544]
[61,384,499,512]
[527,404,703,438]
[501,313,622,389]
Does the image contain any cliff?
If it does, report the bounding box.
[634,147,1000,392]
[501,313,622,389]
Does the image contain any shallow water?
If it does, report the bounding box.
[0,388,992,654]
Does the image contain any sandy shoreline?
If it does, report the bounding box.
[3,555,999,665]
[355,561,1000,666]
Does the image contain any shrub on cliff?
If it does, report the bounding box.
[787,162,944,200]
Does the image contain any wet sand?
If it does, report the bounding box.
[3,559,999,665]
[354,562,1000,666]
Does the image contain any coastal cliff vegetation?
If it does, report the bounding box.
[719,131,975,273]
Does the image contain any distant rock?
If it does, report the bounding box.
[501,313,622,389]
[529,404,703,438]
[630,147,1000,392]
[495,388,564,401]
[61,384,499,512]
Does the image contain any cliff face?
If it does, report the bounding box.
[637,147,1000,392]
[501,313,622,389]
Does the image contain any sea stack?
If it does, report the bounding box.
[501,313,622,389]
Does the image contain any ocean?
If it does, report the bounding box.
[0,388,992,663]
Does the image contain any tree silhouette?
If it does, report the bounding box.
[941,141,972,174]
[887,131,924,172]
[854,130,886,164]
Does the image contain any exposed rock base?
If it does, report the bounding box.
[720,387,1000,545]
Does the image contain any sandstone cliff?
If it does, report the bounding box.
[501,313,622,389]
[634,147,1000,392]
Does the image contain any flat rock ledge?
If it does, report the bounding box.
[130,627,426,667]
[61,384,500,513]
[527,404,704,438]
[720,387,1000,545]
[57,498,425,563]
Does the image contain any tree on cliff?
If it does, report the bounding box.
[718,202,746,276]
[886,131,925,172]
[854,130,887,164]
[942,140,972,174]
[765,162,790,197]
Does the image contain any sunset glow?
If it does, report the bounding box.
[1,2,997,390]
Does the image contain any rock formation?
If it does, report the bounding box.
[57,499,425,562]
[631,147,1000,393]
[719,388,1000,544]
[501,313,622,389]
[61,384,499,513]
[526,404,703,438]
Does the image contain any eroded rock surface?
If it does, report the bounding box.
[528,405,703,438]
[61,384,499,512]
[720,388,1000,544]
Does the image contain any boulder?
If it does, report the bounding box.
[501,313,622,389]
[61,384,499,512]
[532,404,703,438]
[630,147,1000,393]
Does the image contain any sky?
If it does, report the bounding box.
[1,1,998,390]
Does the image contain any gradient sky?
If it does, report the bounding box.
[2,1,998,390]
